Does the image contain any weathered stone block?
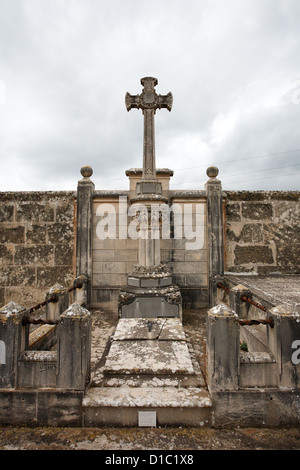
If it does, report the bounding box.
[186,274,208,286]
[114,249,138,262]
[185,250,207,262]
[15,245,54,266]
[16,203,54,222]
[241,202,273,220]
[0,205,14,222]
[226,223,263,243]
[263,223,300,270]
[93,261,126,274]
[0,226,25,244]
[0,288,5,306]
[36,266,74,288]
[25,224,47,244]
[54,244,74,266]
[171,250,185,262]
[172,261,207,274]
[55,202,75,223]
[18,351,57,388]
[234,245,274,265]
[47,223,74,244]
[92,249,115,261]
[93,273,127,287]
[0,245,13,265]
[0,267,36,287]
[226,203,241,221]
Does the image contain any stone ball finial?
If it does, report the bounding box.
[80,165,93,178]
[206,166,219,179]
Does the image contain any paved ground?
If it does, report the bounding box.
[0,425,299,450]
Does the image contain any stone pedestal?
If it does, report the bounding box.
[119,264,182,319]
[56,303,92,390]
[268,305,300,389]
[206,303,240,391]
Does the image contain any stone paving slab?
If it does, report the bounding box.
[112,318,186,341]
[103,339,195,375]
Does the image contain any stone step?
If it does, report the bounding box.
[82,386,212,427]
[92,372,204,388]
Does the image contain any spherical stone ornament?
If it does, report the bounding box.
[206,166,219,178]
[81,165,93,178]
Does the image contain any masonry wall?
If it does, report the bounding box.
[0,189,299,311]
[225,191,300,275]
[0,192,76,308]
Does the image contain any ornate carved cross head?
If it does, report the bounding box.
[126,77,172,113]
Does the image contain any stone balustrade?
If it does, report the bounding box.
[206,297,300,391]
[0,276,91,391]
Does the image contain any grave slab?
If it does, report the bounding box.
[104,318,194,375]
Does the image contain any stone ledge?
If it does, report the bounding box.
[82,386,212,408]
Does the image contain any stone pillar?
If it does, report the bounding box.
[206,303,240,391]
[45,283,68,321]
[229,284,250,319]
[268,305,300,389]
[56,303,91,390]
[0,302,27,388]
[205,166,224,307]
[76,165,94,308]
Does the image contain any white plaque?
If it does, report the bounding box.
[138,411,157,427]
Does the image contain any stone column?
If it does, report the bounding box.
[0,302,27,388]
[76,165,94,308]
[268,305,300,389]
[205,166,224,307]
[56,303,91,390]
[206,303,240,391]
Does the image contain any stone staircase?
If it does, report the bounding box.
[82,315,212,427]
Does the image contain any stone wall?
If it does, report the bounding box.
[0,192,76,308]
[0,188,299,310]
[225,191,300,275]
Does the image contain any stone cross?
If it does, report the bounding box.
[126,77,173,180]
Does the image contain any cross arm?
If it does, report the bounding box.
[125,92,142,111]
[157,92,173,111]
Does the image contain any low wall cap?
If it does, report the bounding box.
[61,303,90,318]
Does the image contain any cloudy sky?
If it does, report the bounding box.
[0,0,299,192]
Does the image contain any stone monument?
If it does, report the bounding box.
[118,77,182,319]
[101,79,195,402]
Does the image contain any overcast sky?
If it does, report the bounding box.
[0,0,299,192]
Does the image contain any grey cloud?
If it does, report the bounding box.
[0,0,299,191]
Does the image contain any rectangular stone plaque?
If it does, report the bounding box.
[138,411,157,427]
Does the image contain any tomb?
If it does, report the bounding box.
[0,76,299,428]
[86,78,212,425]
